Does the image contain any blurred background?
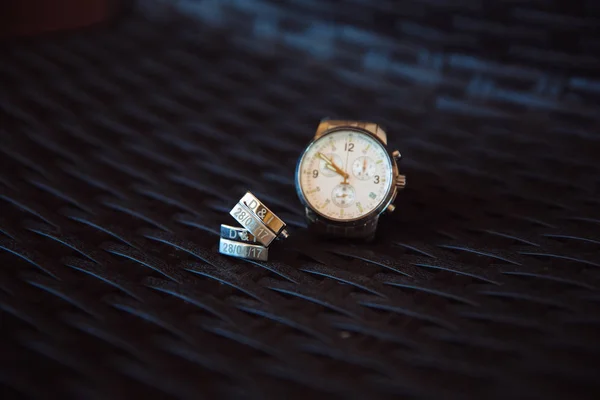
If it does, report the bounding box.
[1,0,599,399]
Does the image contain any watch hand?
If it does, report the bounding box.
[317,152,331,163]
[344,138,351,183]
[318,152,349,180]
[325,164,339,173]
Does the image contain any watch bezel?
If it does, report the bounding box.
[295,126,399,226]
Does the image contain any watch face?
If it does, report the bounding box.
[297,129,394,222]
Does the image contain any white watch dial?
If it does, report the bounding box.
[320,153,343,177]
[331,183,356,208]
[352,156,376,180]
[298,129,393,222]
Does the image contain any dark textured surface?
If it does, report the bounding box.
[1,1,600,398]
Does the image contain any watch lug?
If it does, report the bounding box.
[315,119,387,145]
[314,120,332,139]
[305,207,318,223]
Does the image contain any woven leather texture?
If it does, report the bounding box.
[1,1,599,398]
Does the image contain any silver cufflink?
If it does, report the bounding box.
[219,191,289,261]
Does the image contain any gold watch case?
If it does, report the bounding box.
[295,119,405,229]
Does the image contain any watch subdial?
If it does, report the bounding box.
[352,156,376,180]
[319,153,343,177]
[331,184,356,208]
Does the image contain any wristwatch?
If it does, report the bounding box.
[295,119,406,240]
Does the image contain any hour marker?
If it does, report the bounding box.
[340,208,344,217]
[319,199,330,208]
[356,202,363,213]
[329,137,336,151]
[363,144,370,154]
[369,192,377,199]
[376,160,383,164]
[307,187,320,195]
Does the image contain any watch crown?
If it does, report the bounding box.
[396,174,406,189]
[392,150,401,160]
[387,204,396,213]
